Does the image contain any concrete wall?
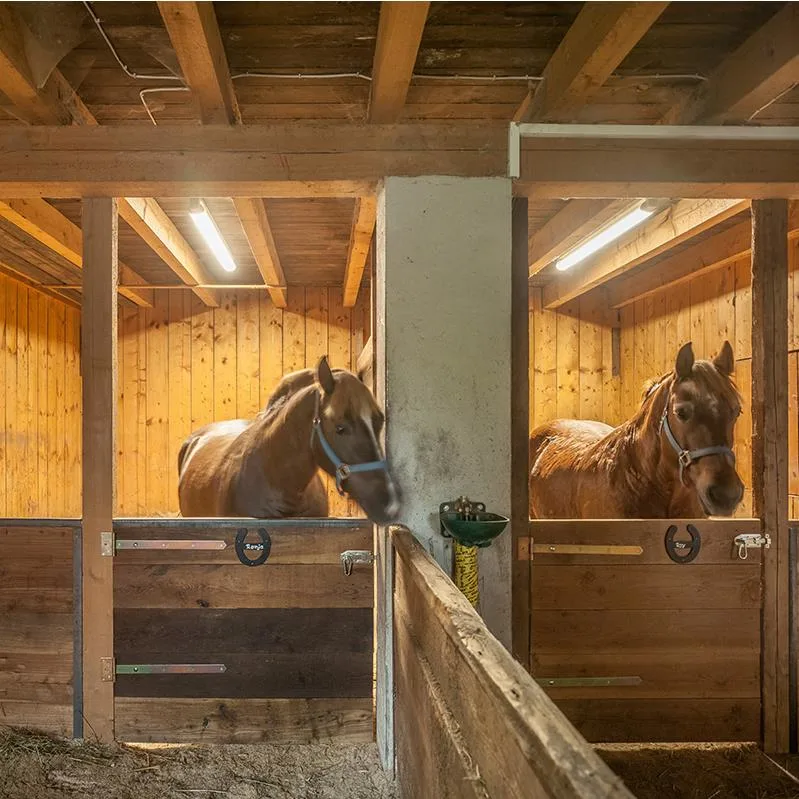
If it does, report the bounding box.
[376,176,513,646]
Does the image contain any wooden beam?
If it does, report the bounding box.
[81,197,118,742]
[529,199,631,276]
[342,196,377,307]
[662,4,799,125]
[0,198,153,307]
[232,198,287,307]
[0,257,80,309]
[543,198,749,309]
[117,198,218,307]
[157,1,241,125]
[609,203,799,308]
[750,199,789,754]
[368,2,430,124]
[514,2,667,122]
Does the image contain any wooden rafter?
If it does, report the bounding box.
[542,199,749,309]
[514,2,667,122]
[157,1,241,125]
[0,198,153,307]
[609,203,799,308]
[662,4,799,125]
[118,198,218,307]
[368,2,430,124]
[342,197,378,308]
[232,198,287,308]
[528,199,632,276]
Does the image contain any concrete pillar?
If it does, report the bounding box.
[375,176,513,645]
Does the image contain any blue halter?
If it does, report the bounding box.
[660,405,735,486]
[311,390,389,496]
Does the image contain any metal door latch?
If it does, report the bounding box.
[340,550,374,576]
[734,532,771,560]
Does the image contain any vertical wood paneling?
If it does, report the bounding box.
[168,291,192,513]
[146,295,170,515]
[235,290,260,418]
[65,310,81,518]
[213,292,237,421]
[259,294,283,404]
[578,299,602,421]
[6,281,19,516]
[190,296,213,430]
[556,303,579,419]
[0,278,6,516]
[283,287,306,374]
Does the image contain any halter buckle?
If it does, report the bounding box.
[678,450,693,468]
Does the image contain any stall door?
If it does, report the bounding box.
[527,518,763,742]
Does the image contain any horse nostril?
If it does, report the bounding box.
[708,482,741,507]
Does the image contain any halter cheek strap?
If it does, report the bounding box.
[311,391,389,496]
[660,406,735,486]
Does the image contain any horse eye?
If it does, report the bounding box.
[676,406,691,422]
[335,424,348,435]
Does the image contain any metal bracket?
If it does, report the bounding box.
[116,539,227,551]
[734,532,771,560]
[116,663,226,675]
[340,549,375,576]
[101,532,114,557]
[537,676,642,688]
[100,657,115,682]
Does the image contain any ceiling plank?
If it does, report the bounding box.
[118,198,218,307]
[609,203,799,308]
[368,1,430,124]
[232,198,287,308]
[515,2,668,123]
[662,4,799,125]
[0,257,81,309]
[157,1,241,125]
[0,198,153,307]
[529,199,632,276]
[542,198,750,309]
[342,196,378,308]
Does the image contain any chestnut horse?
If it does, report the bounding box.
[529,341,744,518]
[178,356,401,523]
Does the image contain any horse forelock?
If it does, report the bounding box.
[688,360,741,414]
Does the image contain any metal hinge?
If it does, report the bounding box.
[101,532,114,557]
[340,550,375,576]
[100,657,115,682]
[734,532,771,560]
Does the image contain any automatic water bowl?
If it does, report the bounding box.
[439,497,509,548]
[439,496,509,610]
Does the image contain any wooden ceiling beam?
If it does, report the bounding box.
[662,4,799,125]
[342,196,378,308]
[515,2,667,122]
[0,198,153,307]
[232,198,287,307]
[609,203,799,308]
[157,1,241,125]
[117,198,218,307]
[368,2,430,123]
[528,199,632,276]
[0,257,81,309]
[542,198,749,309]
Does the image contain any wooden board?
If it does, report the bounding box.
[526,519,762,744]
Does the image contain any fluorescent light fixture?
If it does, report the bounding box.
[555,204,655,272]
[189,200,236,273]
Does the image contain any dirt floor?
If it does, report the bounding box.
[0,726,398,799]
[597,743,799,799]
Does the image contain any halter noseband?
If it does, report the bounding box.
[660,404,735,486]
[311,390,389,496]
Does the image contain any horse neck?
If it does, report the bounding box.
[250,387,320,499]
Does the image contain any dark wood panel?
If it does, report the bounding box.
[533,564,761,610]
[113,523,370,565]
[0,700,72,737]
[114,697,373,744]
[114,564,372,609]
[556,698,761,743]
[115,608,372,655]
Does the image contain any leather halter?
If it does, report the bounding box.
[311,390,389,496]
[660,404,735,486]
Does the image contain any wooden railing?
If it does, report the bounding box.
[392,526,633,799]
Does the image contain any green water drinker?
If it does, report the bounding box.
[439,496,509,547]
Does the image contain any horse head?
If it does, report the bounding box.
[311,356,401,524]
[662,340,744,516]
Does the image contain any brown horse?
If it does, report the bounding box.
[178,356,401,522]
[529,341,744,518]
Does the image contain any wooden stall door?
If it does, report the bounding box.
[527,518,763,743]
[112,519,374,743]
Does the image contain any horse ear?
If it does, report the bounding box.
[675,342,694,380]
[317,356,336,395]
[713,340,735,376]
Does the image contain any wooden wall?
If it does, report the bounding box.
[0,277,370,519]
[0,525,76,736]
[0,276,82,518]
[530,240,799,517]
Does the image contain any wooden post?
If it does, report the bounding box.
[511,197,531,668]
[81,198,118,741]
[751,198,789,753]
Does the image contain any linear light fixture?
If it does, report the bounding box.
[554,201,657,272]
[189,199,236,273]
